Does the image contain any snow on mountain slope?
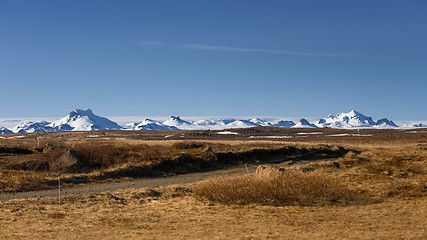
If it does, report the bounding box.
[13,121,54,133]
[191,119,238,130]
[317,110,377,128]
[0,127,13,134]
[4,109,426,132]
[193,119,228,127]
[225,120,258,129]
[402,123,427,128]
[375,118,398,128]
[292,118,318,128]
[48,109,122,131]
[249,118,273,126]
[162,116,195,130]
[133,119,178,130]
[316,110,402,129]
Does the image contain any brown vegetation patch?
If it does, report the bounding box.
[173,141,205,150]
[386,181,427,198]
[193,170,366,206]
[0,140,352,193]
[0,170,50,192]
[1,129,427,239]
[72,143,131,169]
[0,146,33,155]
[3,156,50,171]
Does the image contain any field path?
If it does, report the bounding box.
[0,164,257,201]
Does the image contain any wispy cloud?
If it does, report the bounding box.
[139,41,391,60]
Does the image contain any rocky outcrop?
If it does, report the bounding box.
[51,150,84,173]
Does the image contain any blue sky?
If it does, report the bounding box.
[1,0,426,120]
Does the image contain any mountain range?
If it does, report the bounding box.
[0,109,425,134]
[316,110,398,129]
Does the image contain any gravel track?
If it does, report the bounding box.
[0,164,257,201]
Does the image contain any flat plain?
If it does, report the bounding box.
[0,127,426,239]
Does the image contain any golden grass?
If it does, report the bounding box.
[0,187,426,239]
[336,145,427,200]
[0,130,427,239]
[193,170,363,206]
[0,170,50,192]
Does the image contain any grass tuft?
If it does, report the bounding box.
[193,170,363,206]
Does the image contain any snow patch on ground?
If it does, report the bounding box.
[216,131,239,135]
[296,132,323,135]
[405,131,427,134]
[248,136,293,139]
[326,133,373,137]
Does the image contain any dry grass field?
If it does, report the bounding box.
[0,127,426,239]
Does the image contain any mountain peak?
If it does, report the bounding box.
[249,117,273,126]
[49,109,122,131]
[376,118,398,128]
[133,119,178,130]
[299,118,310,124]
[318,110,394,128]
[250,117,262,122]
[274,120,295,128]
[345,110,367,119]
[142,118,156,123]
[0,127,13,134]
[163,115,193,129]
[292,118,318,128]
[69,109,94,117]
[349,109,360,115]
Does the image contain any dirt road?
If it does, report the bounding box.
[0,164,257,202]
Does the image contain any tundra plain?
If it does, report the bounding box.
[0,127,426,239]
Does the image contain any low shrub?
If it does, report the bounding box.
[5,158,50,171]
[72,143,131,169]
[0,146,33,155]
[173,142,205,150]
[193,170,362,206]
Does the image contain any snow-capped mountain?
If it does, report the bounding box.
[191,119,236,130]
[13,121,54,133]
[133,119,178,130]
[316,110,402,129]
[0,127,13,134]
[376,118,398,128]
[48,109,122,131]
[193,119,227,127]
[3,108,426,133]
[274,120,296,128]
[317,110,377,128]
[193,119,220,126]
[249,118,274,127]
[225,120,258,128]
[292,118,318,128]
[163,116,194,130]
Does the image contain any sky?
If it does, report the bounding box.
[1,0,426,120]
